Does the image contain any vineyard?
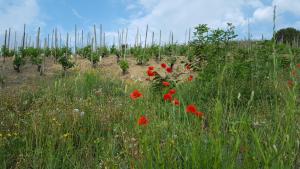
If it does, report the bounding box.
[0,21,300,168]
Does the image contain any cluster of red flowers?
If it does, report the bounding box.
[185,63,194,82]
[186,104,204,118]
[129,89,149,126]
[163,89,180,106]
[131,63,203,126]
[161,63,172,73]
[146,63,173,78]
[147,66,156,77]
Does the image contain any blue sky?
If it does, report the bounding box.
[0,0,300,46]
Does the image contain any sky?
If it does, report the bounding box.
[0,0,300,47]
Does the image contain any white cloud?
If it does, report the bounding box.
[272,0,300,16]
[252,6,273,22]
[251,0,300,23]
[137,0,160,10]
[249,0,300,33]
[245,0,264,8]
[0,0,43,31]
[122,0,249,44]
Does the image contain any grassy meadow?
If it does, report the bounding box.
[0,24,300,169]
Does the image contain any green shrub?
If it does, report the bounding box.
[89,52,100,67]
[13,54,25,73]
[118,59,129,75]
[132,46,150,65]
[58,47,74,73]
[97,46,109,58]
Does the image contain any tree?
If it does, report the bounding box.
[275,27,300,46]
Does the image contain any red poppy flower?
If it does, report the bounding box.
[288,80,294,88]
[186,104,197,113]
[297,63,300,69]
[161,63,167,68]
[173,98,180,106]
[193,111,204,118]
[166,67,172,73]
[148,66,154,70]
[147,69,156,77]
[163,93,172,102]
[186,64,191,70]
[130,90,143,100]
[292,70,297,76]
[138,115,149,126]
[169,89,176,95]
[188,75,193,81]
[162,81,170,87]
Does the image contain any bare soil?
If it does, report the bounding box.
[0,55,193,92]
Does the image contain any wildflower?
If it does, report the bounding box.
[130,90,143,100]
[288,80,294,88]
[297,63,300,68]
[169,89,176,95]
[173,98,180,106]
[186,104,204,118]
[186,104,197,113]
[193,111,204,118]
[147,69,156,77]
[292,70,297,76]
[161,63,167,68]
[186,64,191,70]
[80,111,85,117]
[138,116,149,126]
[63,133,71,138]
[162,81,170,87]
[188,75,193,81]
[148,66,154,70]
[164,93,173,102]
[73,109,80,113]
[166,67,172,73]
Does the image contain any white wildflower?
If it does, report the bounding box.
[80,111,85,117]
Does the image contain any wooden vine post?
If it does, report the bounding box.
[75,24,77,62]
[143,24,148,65]
[3,30,7,63]
[159,30,162,62]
